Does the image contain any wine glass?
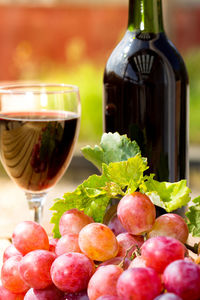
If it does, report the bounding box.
[0,83,81,224]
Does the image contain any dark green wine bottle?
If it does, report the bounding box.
[103,0,189,183]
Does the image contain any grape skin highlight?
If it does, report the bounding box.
[128,255,147,269]
[59,209,94,236]
[1,255,29,294]
[154,293,182,300]
[117,192,156,235]
[19,250,56,289]
[96,296,121,300]
[55,233,81,256]
[3,244,23,262]
[78,223,119,261]
[51,252,95,293]
[117,267,162,300]
[163,260,200,300]
[147,213,189,243]
[141,236,185,273]
[87,265,123,300]
[12,221,49,255]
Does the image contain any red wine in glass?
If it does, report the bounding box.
[0,111,79,192]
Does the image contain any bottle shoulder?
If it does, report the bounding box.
[104,31,188,83]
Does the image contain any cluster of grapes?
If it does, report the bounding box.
[0,192,200,300]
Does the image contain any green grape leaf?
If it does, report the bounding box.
[81,132,141,171]
[50,132,193,238]
[140,176,191,212]
[50,174,111,238]
[103,154,148,194]
[50,155,147,237]
[186,196,200,237]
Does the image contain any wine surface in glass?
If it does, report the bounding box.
[0,111,79,192]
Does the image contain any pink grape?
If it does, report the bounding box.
[64,290,89,299]
[147,213,189,243]
[1,255,29,294]
[59,209,94,236]
[154,293,182,300]
[51,252,95,293]
[12,221,49,255]
[117,192,156,235]
[128,255,147,269]
[3,244,23,262]
[0,284,25,300]
[49,238,59,253]
[117,267,162,300]
[78,223,119,261]
[141,236,185,273]
[24,285,64,299]
[96,296,120,300]
[107,214,126,236]
[99,257,131,270]
[163,260,200,300]
[19,250,56,289]
[55,233,81,256]
[87,265,123,300]
[116,233,144,259]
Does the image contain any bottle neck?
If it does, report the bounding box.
[128,0,164,33]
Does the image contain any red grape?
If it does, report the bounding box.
[24,285,64,299]
[163,260,200,300]
[147,213,189,243]
[64,290,89,299]
[19,250,56,289]
[116,233,144,259]
[51,252,95,293]
[117,267,162,300]
[128,255,147,269]
[12,221,49,255]
[154,293,182,300]
[0,284,25,299]
[78,223,119,261]
[55,233,81,256]
[96,296,121,300]
[49,238,59,253]
[59,209,94,236]
[141,236,185,273]
[107,214,126,236]
[3,244,23,262]
[117,192,156,235]
[1,255,29,294]
[87,265,123,300]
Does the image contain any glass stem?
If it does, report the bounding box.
[25,192,47,224]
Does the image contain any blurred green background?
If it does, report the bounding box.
[0,0,198,147]
[187,50,200,144]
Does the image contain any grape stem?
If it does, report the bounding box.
[118,244,141,269]
[185,242,199,255]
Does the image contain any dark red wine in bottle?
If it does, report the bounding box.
[103,0,189,184]
[103,0,189,217]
